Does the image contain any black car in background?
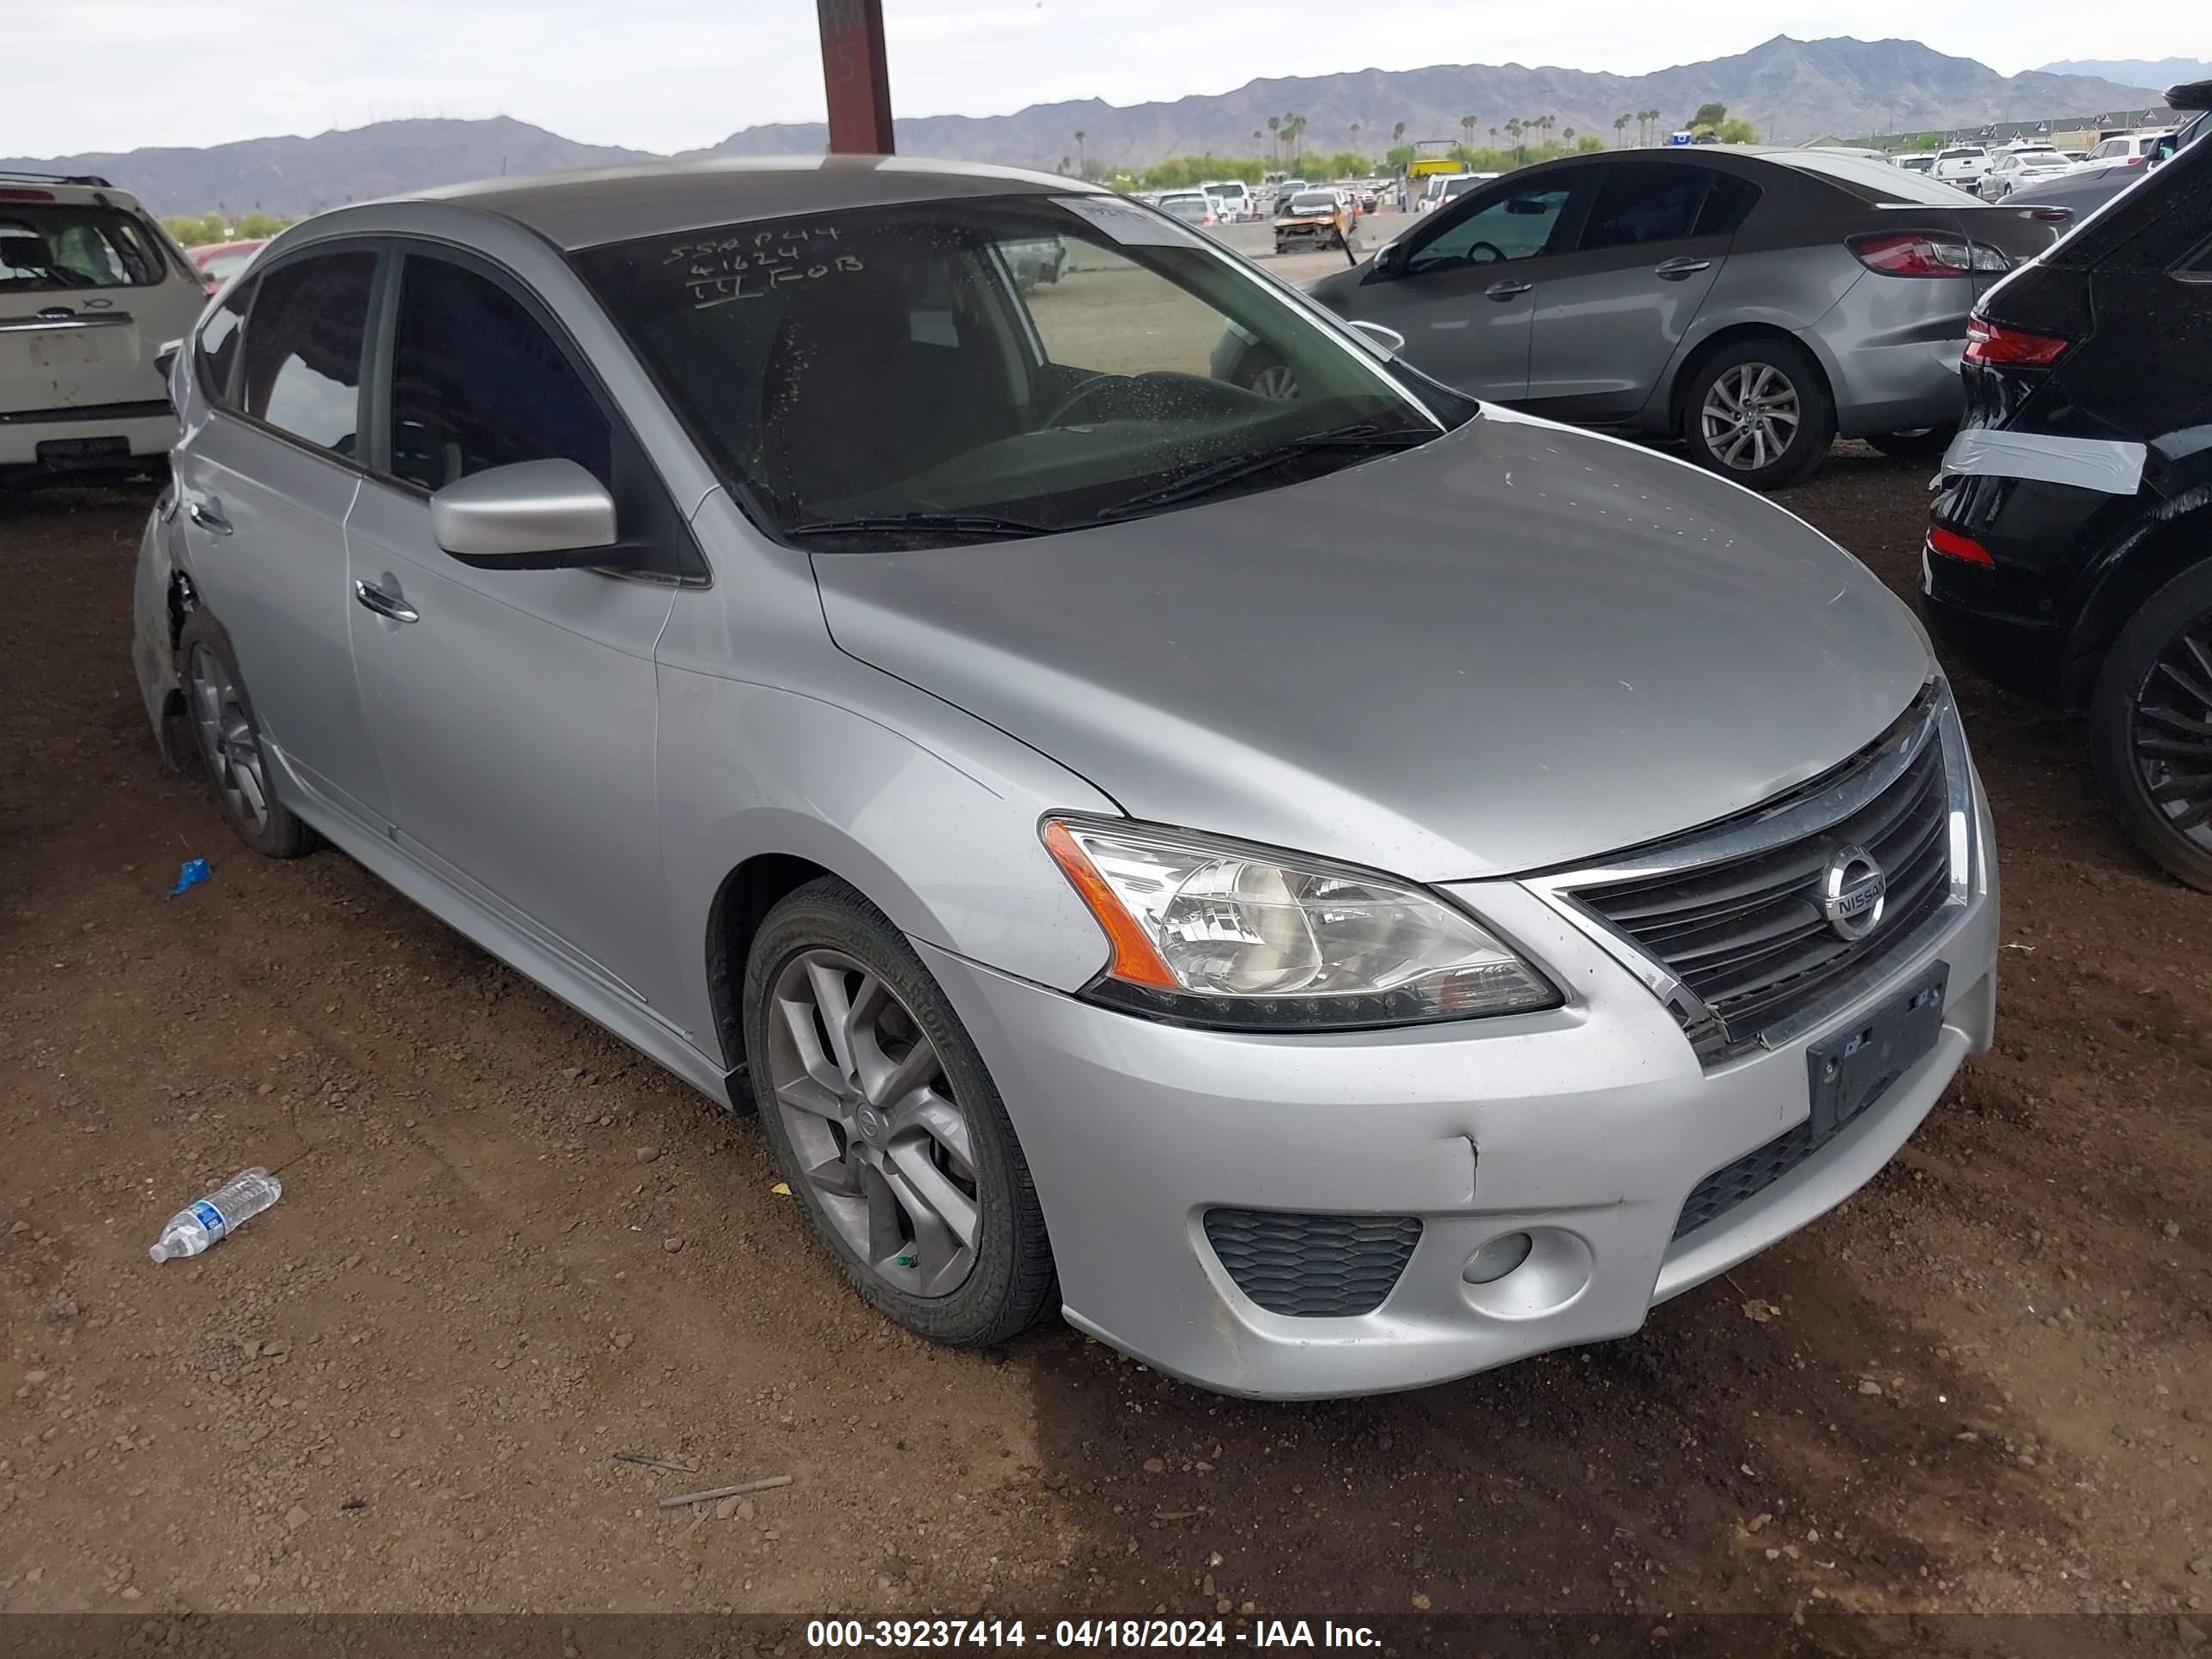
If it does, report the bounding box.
[1922,81,2212,889]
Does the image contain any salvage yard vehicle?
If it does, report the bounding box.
[137,156,1996,1399]
[1250,147,2057,489]
[1922,79,2212,890]
[2,172,204,485]
[1273,187,1351,252]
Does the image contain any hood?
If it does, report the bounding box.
[811,412,1933,882]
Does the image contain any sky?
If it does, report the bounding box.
[9,0,2205,159]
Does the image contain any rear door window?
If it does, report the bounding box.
[239,252,376,456]
[0,206,165,293]
[1577,165,1710,252]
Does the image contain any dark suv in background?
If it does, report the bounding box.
[1922,81,2212,888]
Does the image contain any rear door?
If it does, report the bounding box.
[172,245,394,828]
[1522,161,1752,422]
[0,199,195,428]
[1344,168,1592,400]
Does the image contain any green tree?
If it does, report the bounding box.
[1692,101,1728,130]
[1505,117,1523,163]
[1073,129,1086,173]
[1392,120,1407,148]
[1615,112,1631,146]
[1384,143,1416,171]
[1267,114,1281,163]
[1460,112,1478,153]
[1577,135,1605,153]
[1716,116,1758,144]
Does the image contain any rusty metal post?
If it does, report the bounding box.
[817,0,896,155]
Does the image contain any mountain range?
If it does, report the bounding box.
[2036,58,2211,87]
[0,36,2172,218]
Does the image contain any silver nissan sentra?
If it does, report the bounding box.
[134,157,1997,1397]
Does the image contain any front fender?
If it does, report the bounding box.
[654,665,1121,1068]
[130,495,186,769]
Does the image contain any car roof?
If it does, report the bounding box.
[395,155,1102,252]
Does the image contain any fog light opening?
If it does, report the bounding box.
[1462,1231,1534,1285]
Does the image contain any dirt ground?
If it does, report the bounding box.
[2,446,2207,1643]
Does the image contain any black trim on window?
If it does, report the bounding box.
[199,235,387,475]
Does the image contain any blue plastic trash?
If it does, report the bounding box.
[168,858,211,898]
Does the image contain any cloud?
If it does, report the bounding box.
[8,0,2200,157]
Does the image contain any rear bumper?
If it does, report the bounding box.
[1816,273,1973,437]
[0,409,176,469]
[924,773,1998,1398]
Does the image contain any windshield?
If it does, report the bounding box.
[573,193,1446,550]
[0,204,166,294]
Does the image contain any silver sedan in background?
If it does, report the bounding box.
[137,158,1996,1397]
[1243,146,2059,488]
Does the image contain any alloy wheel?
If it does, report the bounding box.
[2129,619,2212,848]
[1700,362,1802,472]
[1249,362,1301,400]
[186,641,270,835]
[764,948,981,1297]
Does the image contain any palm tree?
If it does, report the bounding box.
[1505,117,1523,164]
[1267,114,1281,164]
[1284,112,1306,167]
[1562,126,1576,145]
[1073,129,1086,173]
[1392,119,1407,149]
[1460,113,1478,155]
[1058,155,1070,174]
[1641,108,1660,146]
[1614,112,1631,145]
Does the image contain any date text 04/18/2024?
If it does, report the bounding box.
[804,1619,1382,1649]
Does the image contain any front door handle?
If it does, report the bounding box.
[186,498,232,536]
[1654,257,1712,280]
[1484,279,1533,301]
[352,579,419,625]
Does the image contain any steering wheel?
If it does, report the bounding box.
[1466,240,1508,265]
[1042,373,1138,427]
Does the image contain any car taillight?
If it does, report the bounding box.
[1849,232,2009,276]
[1928,525,1995,567]
[1964,314,2071,366]
[0,187,56,203]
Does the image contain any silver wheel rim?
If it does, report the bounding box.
[1700,362,1802,473]
[764,949,980,1297]
[185,641,270,835]
[2130,619,2212,851]
[1249,363,1300,400]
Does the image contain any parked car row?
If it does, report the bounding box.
[11,80,2209,1404]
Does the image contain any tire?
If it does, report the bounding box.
[743,877,1057,1347]
[1680,337,1837,490]
[1237,348,1301,401]
[175,610,317,860]
[2088,561,2212,891]
[1866,425,1957,460]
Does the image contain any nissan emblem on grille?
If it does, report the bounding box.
[1819,843,1887,941]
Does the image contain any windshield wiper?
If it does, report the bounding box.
[786,512,1054,543]
[1096,422,1437,521]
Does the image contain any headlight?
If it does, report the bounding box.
[1042,816,1558,1030]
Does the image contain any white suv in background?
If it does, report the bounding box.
[1200,180,1254,222]
[1978,145,2073,199]
[1,173,204,484]
[2073,131,2175,173]
[1929,145,1990,187]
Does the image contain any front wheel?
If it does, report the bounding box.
[1680,338,1836,489]
[743,878,1057,1346]
[1236,348,1301,401]
[2088,562,2212,891]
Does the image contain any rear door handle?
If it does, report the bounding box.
[1654,257,1712,279]
[352,579,419,625]
[1485,279,1533,301]
[185,499,232,535]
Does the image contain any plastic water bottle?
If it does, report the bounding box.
[149,1168,282,1263]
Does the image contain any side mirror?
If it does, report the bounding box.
[1346,319,1406,357]
[1504,197,1548,216]
[1367,240,1407,282]
[430,459,618,569]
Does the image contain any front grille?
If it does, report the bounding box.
[1673,1120,1825,1239]
[1202,1209,1421,1317]
[1572,710,1954,1059]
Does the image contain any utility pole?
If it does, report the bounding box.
[817,0,896,154]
